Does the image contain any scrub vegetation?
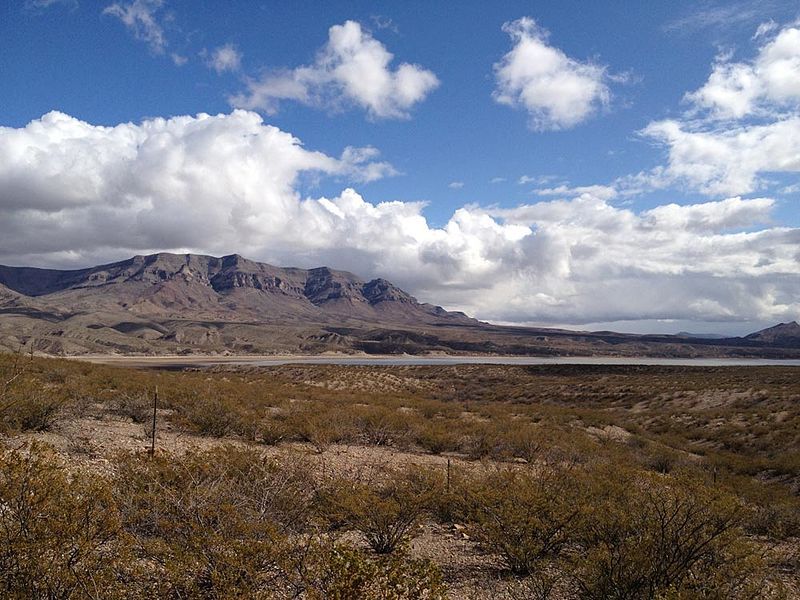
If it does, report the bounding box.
[1,353,798,598]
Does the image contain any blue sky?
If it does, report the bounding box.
[1,0,799,334]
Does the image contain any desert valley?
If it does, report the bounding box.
[3,1,800,598]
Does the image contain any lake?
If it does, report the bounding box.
[85,355,800,368]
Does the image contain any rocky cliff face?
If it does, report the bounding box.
[0,252,471,325]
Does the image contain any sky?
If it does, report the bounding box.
[1,0,799,335]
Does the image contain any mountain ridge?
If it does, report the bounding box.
[0,253,798,358]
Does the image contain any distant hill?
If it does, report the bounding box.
[676,332,728,340]
[744,321,800,348]
[0,253,799,358]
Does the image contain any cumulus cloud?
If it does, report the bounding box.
[207,43,242,74]
[686,24,800,119]
[642,117,800,196]
[230,20,439,119]
[686,23,800,119]
[0,111,797,328]
[103,0,168,55]
[493,17,611,131]
[448,181,464,190]
[642,23,800,197]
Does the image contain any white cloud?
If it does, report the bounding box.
[643,115,800,196]
[642,23,800,197]
[663,2,772,35]
[534,184,617,200]
[24,0,77,10]
[490,177,506,184]
[686,24,800,119]
[448,181,464,190]
[207,43,242,74]
[230,20,439,119]
[518,174,561,186]
[104,0,167,55]
[753,20,779,40]
[493,17,611,131]
[0,111,798,328]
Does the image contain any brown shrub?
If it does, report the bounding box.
[463,465,585,575]
[302,542,447,600]
[568,468,778,599]
[0,443,126,598]
[318,466,436,554]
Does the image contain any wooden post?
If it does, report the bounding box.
[149,386,158,457]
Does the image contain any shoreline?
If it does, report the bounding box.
[68,353,800,368]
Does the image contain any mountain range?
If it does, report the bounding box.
[0,253,798,358]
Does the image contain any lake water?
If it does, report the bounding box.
[208,356,800,367]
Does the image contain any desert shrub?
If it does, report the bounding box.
[2,389,66,432]
[260,416,290,445]
[413,420,461,454]
[463,465,585,575]
[173,394,246,437]
[746,501,800,539]
[0,359,68,432]
[112,446,318,597]
[425,461,469,525]
[302,543,447,600]
[109,390,153,423]
[318,466,435,554]
[642,446,683,474]
[501,421,547,462]
[0,443,127,598]
[352,404,414,447]
[283,404,354,452]
[503,568,565,600]
[567,469,776,600]
[115,446,317,536]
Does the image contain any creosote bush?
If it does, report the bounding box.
[464,463,783,599]
[303,543,447,600]
[1,356,68,432]
[0,443,126,598]
[463,465,585,575]
[0,443,451,599]
[319,465,437,554]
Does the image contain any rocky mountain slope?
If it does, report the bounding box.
[744,321,800,348]
[0,253,476,354]
[0,253,798,358]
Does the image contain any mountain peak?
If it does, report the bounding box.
[745,321,800,347]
